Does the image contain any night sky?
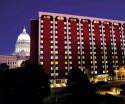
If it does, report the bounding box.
[0,0,125,55]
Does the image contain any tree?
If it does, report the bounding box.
[0,63,9,71]
[5,63,50,104]
[20,59,30,67]
[67,67,95,95]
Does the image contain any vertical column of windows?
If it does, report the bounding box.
[122,24,125,63]
[103,22,114,74]
[55,16,66,78]
[121,24,125,64]
[81,19,92,71]
[92,20,103,74]
[68,18,79,69]
[40,15,53,77]
[113,23,123,67]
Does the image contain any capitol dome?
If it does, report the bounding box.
[15,27,30,57]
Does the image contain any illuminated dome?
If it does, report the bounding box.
[15,27,30,56]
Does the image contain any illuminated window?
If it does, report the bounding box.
[82,61,85,64]
[55,61,58,65]
[51,62,54,65]
[55,46,58,49]
[41,30,43,33]
[51,56,54,59]
[51,73,54,76]
[55,56,58,59]
[69,51,72,54]
[65,61,68,64]
[65,56,67,59]
[40,45,43,48]
[78,51,80,54]
[41,20,43,23]
[78,56,80,59]
[40,62,43,65]
[41,35,43,38]
[47,16,50,19]
[55,51,58,54]
[50,41,53,44]
[93,20,99,23]
[113,22,119,25]
[70,61,72,64]
[56,73,58,76]
[65,67,68,69]
[69,56,72,59]
[40,56,43,59]
[65,51,68,54]
[65,73,68,75]
[40,51,43,54]
[51,51,53,54]
[70,67,72,69]
[90,52,92,54]
[51,67,53,70]
[51,46,53,48]
[82,56,85,59]
[56,67,58,70]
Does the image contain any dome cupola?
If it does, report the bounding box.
[15,27,30,57]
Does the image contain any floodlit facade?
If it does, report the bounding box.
[15,27,30,67]
[30,12,125,84]
[0,55,17,69]
[0,27,30,68]
[15,27,30,56]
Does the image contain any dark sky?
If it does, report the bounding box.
[0,0,125,55]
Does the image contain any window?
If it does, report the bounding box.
[51,56,54,59]
[69,51,72,54]
[65,61,68,64]
[69,56,72,59]
[69,61,72,64]
[55,56,58,59]
[65,67,68,69]
[40,62,43,65]
[82,56,85,59]
[65,73,68,75]
[70,67,72,69]
[51,73,54,76]
[51,62,54,65]
[56,73,58,76]
[55,61,58,65]
[51,67,53,70]
[78,56,80,59]
[55,51,58,54]
[56,67,58,70]
[65,56,67,59]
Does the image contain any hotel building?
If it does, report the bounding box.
[30,12,125,85]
